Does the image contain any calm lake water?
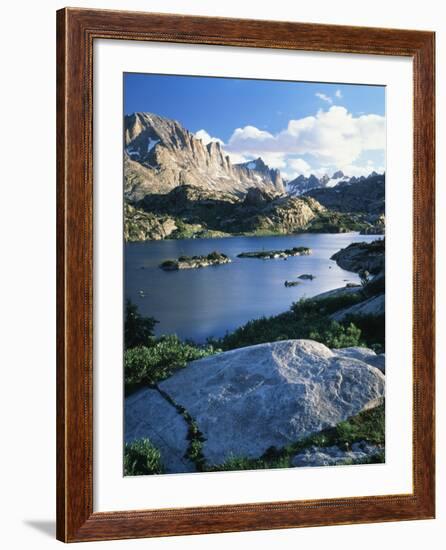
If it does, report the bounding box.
[125,233,381,342]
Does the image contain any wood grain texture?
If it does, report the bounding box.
[56,7,435,542]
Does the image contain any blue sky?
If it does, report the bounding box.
[124,73,385,180]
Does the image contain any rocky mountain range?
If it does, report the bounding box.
[304,172,385,215]
[286,170,382,196]
[123,112,385,241]
[124,112,284,201]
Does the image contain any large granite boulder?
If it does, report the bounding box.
[334,347,385,374]
[159,339,385,466]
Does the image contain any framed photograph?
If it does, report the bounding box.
[56,8,435,542]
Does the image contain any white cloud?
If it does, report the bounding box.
[315,92,333,104]
[335,89,343,99]
[225,106,385,168]
[194,129,224,145]
[286,158,312,177]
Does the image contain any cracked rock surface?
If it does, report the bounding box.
[124,387,195,473]
[157,339,385,467]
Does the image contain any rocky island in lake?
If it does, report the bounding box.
[237,246,311,260]
[159,251,231,271]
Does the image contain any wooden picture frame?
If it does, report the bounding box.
[56,7,435,542]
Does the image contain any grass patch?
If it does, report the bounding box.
[124,438,164,476]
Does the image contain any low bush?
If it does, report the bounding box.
[124,438,164,476]
[125,335,219,393]
[308,322,362,349]
[344,313,385,353]
[214,297,366,352]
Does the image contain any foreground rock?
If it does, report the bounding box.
[292,441,382,467]
[237,246,310,260]
[159,339,385,466]
[159,251,231,271]
[124,388,195,473]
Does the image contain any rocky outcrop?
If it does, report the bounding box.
[158,339,385,466]
[136,184,325,238]
[124,204,177,241]
[159,252,231,271]
[291,440,382,467]
[331,239,385,275]
[361,214,386,235]
[124,112,284,201]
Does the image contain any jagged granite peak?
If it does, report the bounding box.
[287,174,324,195]
[124,112,285,200]
[236,157,285,194]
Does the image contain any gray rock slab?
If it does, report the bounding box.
[292,440,383,467]
[125,387,195,473]
[313,286,362,301]
[331,293,385,321]
[334,347,385,374]
[159,339,385,466]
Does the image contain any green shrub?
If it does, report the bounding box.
[344,313,385,352]
[334,404,385,446]
[124,299,157,349]
[309,322,362,349]
[124,335,219,393]
[124,438,164,476]
[214,297,365,351]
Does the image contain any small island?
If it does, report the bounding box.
[298,273,316,280]
[159,251,231,271]
[237,246,311,260]
[284,280,301,287]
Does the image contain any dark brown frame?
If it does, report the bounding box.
[57,7,435,543]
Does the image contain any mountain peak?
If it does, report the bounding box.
[124,113,285,200]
